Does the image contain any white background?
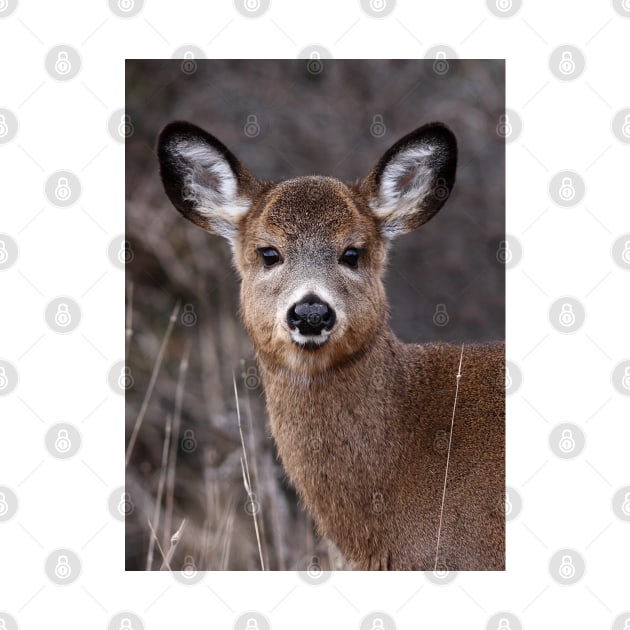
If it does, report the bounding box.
[0,0,629,628]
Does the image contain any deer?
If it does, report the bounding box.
[158,120,505,571]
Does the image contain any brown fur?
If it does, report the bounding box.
[158,121,505,570]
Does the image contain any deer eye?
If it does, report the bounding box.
[258,247,282,267]
[340,247,360,268]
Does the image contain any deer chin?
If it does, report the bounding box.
[290,330,331,350]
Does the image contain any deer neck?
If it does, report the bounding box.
[257,324,403,423]
[255,326,408,531]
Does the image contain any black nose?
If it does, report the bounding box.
[287,293,336,336]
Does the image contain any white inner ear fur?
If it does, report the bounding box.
[369,144,436,235]
[174,140,251,240]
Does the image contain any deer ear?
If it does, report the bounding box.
[158,121,261,243]
[361,123,457,239]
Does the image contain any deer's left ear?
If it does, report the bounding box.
[361,123,457,239]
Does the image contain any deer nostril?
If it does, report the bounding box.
[287,294,336,336]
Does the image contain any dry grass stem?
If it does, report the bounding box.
[147,413,172,570]
[244,377,270,569]
[125,280,134,357]
[233,371,266,571]
[147,518,167,568]
[126,300,180,467]
[160,518,188,571]
[164,341,190,549]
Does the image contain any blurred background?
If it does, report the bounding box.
[125,59,505,571]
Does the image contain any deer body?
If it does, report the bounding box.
[158,121,505,570]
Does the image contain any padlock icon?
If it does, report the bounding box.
[622,367,630,390]
[505,366,512,390]
[0,240,8,264]
[244,114,260,138]
[181,303,197,326]
[54,302,72,327]
[621,492,630,516]
[244,0,261,11]
[0,492,8,516]
[245,619,259,630]
[119,618,133,630]
[558,176,575,201]
[558,51,575,75]
[118,240,133,264]
[369,0,386,12]
[496,0,512,11]
[307,50,323,75]
[497,618,511,630]
[118,492,133,516]
[245,494,259,516]
[0,114,8,138]
[54,554,72,579]
[181,555,197,577]
[118,114,134,139]
[558,303,576,327]
[54,176,72,201]
[558,554,576,579]
[181,51,197,75]
[370,114,386,138]
[0,366,8,390]
[433,303,449,327]
[558,428,575,453]
[496,240,512,264]
[371,618,385,630]
[372,491,384,514]
[117,0,135,11]
[621,114,630,138]
[621,241,630,264]
[244,365,259,389]
[496,114,512,138]
[181,429,197,452]
[505,491,512,516]
[55,429,72,453]
[433,50,449,75]
[307,555,322,579]
[118,366,133,390]
[432,177,449,201]
[54,51,72,76]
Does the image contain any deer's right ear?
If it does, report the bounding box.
[158,121,261,243]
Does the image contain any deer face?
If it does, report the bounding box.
[158,122,457,376]
[235,175,388,375]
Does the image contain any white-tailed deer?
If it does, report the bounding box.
[158,121,505,570]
